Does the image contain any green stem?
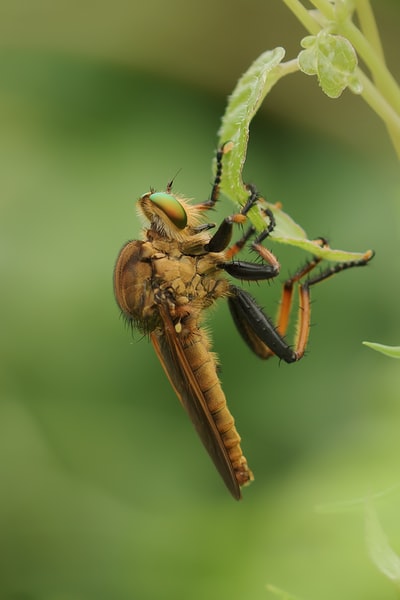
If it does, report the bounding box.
[308,0,334,21]
[340,20,400,114]
[281,0,400,158]
[355,0,385,61]
[308,0,399,108]
[353,0,400,155]
[277,58,300,78]
[280,0,320,34]
[295,0,400,112]
[358,70,400,159]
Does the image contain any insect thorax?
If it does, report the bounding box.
[114,234,229,335]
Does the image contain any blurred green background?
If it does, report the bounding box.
[1,2,400,599]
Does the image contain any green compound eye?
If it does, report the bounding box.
[149,192,188,229]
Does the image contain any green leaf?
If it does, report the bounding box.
[217,47,286,206]
[215,47,372,263]
[259,199,371,261]
[299,31,362,98]
[266,583,303,600]
[362,341,400,358]
[365,499,400,586]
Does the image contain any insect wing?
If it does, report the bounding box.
[150,305,241,499]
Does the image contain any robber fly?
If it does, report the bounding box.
[114,143,374,500]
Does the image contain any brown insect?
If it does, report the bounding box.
[114,143,374,500]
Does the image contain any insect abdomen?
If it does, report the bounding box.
[182,330,253,487]
[114,240,160,331]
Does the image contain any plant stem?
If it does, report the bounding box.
[308,0,334,21]
[280,0,320,35]
[340,19,400,114]
[358,70,400,159]
[277,58,300,78]
[281,0,400,158]
[355,0,385,61]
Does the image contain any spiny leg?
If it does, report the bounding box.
[218,200,280,280]
[228,245,374,363]
[199,144,278,264]
[232,184,277,255]
[225,223,318,361]
[275,238,328,338]
[228,285,297,361]
[205,182,260,253]
[293,249,375,360]
[196,141,234,211]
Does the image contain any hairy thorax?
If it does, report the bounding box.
[114,229,230,334]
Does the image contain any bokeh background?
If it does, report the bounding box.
[1,1,400,599]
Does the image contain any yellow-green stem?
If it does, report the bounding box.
[281,0,320,34]
[358,70,400,160]
[355,0,385,61]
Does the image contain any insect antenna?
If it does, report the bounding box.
[166,168,182,193]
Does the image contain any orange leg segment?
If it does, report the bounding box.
[278,247,374,361]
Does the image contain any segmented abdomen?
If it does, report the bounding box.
[182,329,253,487]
